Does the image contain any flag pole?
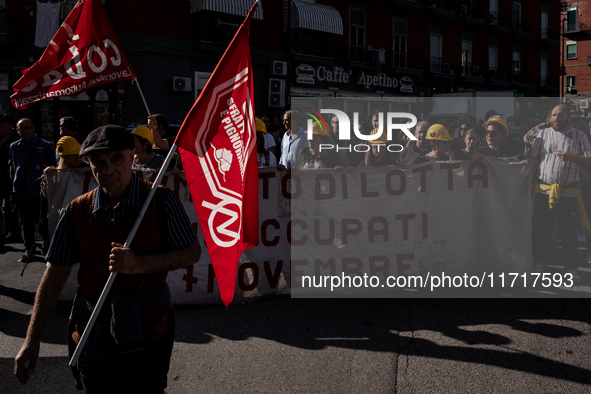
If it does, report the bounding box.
[132,77,151,116]
[69,143,179,367]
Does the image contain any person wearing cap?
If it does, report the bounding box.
[15,125,201,392]
[531,104,591,282]
[59,116,85,144]
[256,117,276,156]
[55,136,83,170]
[0,113,20,250]
[397,121,431,166]
[8,118,57,263]
[474,116,521,159]
[360,128,397,167]
[293,121,343,170]
[423,124,455,162]
[131,126,165,171]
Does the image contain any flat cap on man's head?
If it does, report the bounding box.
[79,125,134,157]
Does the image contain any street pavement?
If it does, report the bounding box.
[1,241,591,393]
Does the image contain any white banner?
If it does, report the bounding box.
[46,158,532,302]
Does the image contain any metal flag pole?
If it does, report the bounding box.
[69,143,179,366]
[132,77,151,116]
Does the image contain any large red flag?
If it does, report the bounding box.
[11,0,135,109]
[175,2,259,307]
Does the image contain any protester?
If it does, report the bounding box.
[148,114,171,152]
[256,118,276,156]
[59,116,85,144]
[531,104,591,282]
[450,121,475,154]
[256,130,276,167]
[472,116,521,159]
[397,121,431,166]
[14,125,201,393]
[131,126,165,171]
[293,121,342,170]
[326,115,350,167]
[9,118,56,263]
[454,129,479,160]
[423,124,455,162]
[277,110,307,170]
[360,128,397,167]
[0,114,20,250]
[55,137,83,170]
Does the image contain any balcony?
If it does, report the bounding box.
[340,44,387,66]
[456,4,486,27]
[387,0,423,12]
[540,76,559,89]
[425,0,456,20]
[562,22,591,40]
[512,19,533,39]
[486,11,511,33]
[0,8,18,37]
[388,51,422,74]
[455,62,484,82]
[425,57,456,79]
[486,67,511,84]
[512,71,531,85]
[538,28,560,46]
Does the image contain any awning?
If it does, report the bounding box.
[190,0,264,20]
[283,0,343,35]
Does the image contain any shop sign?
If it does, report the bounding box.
[295,64,315,85]
[95,89,108,101]
[400,76,413,93]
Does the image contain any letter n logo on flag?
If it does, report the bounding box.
[175,2,259,307]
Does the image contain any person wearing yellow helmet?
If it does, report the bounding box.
[293,121,343,170]
[397,121,431,166]
[55,136,83,169]
[474,116,522,159]
[360,128,397,167]
[130,126,165,171]
[423,124,455,161]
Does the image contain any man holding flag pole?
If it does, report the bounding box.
[14,0,260,391]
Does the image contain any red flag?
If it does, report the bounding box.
[11,0,135,109]
[175,2,259,307]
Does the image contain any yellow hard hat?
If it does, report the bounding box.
[311,121,330,137]
[484,116,509,138]
[426,124,453,141]
[131,126,154,145]
[369,128,387,144]
[256,118,268,134]
[56,136,81,156]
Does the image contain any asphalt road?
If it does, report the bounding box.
[1,241,591,393]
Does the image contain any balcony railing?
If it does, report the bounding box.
[539,28,559,42]
[0,8,18,35]
[487,11,512,29]
[292,38,334,58]
[540,76,558,88]
[389,51,421,70]
[426,57,455,74]
[512,19,532,35]
[486,67,510,82]
[340,44,388,65]
[512,71,531,84]
[456,62,483,78]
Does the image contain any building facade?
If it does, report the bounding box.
[0,0,561,138]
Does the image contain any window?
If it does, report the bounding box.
[566,41,577,60]
[392,19,407,68]
[430,33,442,72]
[350,8,365,47]
[461,40,472,76]
[488,46,498,68]
[540,57,548,86]
[512,51,520,72]
[566,75,576,88]
[541,12,548,39]
[567,7,577,32]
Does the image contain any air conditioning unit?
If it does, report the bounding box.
[472,65,479,74]
[580,100,589,109]
[272,61,288,76]
[172,77,192,92]
[566,86,573,93]
[267,78,285,107]
[443,62,451,73]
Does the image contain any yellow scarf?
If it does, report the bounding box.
[532,183,591,237]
